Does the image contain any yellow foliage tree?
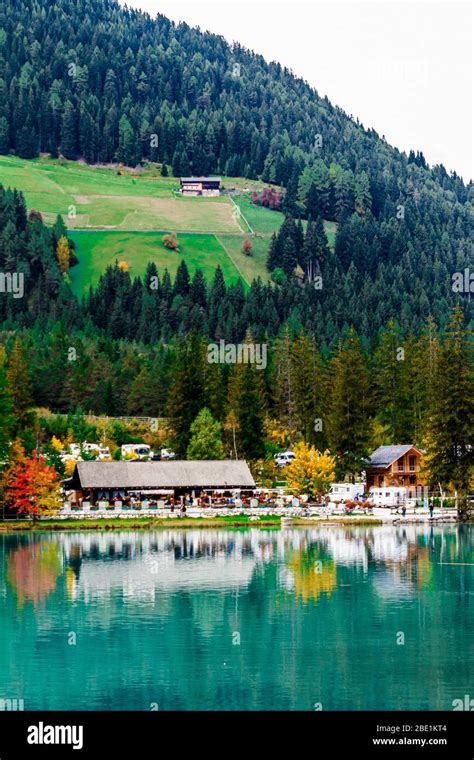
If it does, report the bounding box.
[118,261,129,272]
[284,442,335,498]
[50,435,63,453]
[63,458,76,477]
[56,236,70,273]
[264,417,290,448]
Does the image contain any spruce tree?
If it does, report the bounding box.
[6,338,34,435]
[173,260,190,297]
[60,101,77,159]
[165,333,207,455]
[423,306,473,514]
[0,346,14,460]
[327,328,371,479]
[226,331,266,460]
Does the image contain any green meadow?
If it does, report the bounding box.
[232,194,337,247]
[69,231,244,295]
[1,155,335,290]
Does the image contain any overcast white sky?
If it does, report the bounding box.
[122,1,473,181]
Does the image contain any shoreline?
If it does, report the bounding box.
[0,514,467,532]
[0,517,383,531]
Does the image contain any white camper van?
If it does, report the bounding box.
[327,483,365,502]
[121,444,151,460]
[368,486,407,507]
[274,451,295,468]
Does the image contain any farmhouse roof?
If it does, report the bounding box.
[70,460,255,490]
[180,176,221,182]
[365,445,422,469]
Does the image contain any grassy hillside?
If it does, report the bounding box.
[68,231,246,295]
[0,155,335,293]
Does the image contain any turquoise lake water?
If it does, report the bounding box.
[0,525,472,710]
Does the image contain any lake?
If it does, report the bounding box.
[0,525,472,711]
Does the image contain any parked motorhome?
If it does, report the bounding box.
[274,451,295,467]
[80,443,111,460]
[368,486,407,507]
[121,444,152,460]
[61,442,110,462]
[327,483,364,502]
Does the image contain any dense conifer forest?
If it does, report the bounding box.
[0,0,472,506]
[0,0,472,336]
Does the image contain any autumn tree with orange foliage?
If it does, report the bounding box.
[5,449,61,517]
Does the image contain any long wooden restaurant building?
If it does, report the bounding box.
[66,460,256,509]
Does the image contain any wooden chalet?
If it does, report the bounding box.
[179,177,221,196]
[365,445,426,497]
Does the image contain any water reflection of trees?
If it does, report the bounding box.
[0,526,472,710]
[6,539,61,607]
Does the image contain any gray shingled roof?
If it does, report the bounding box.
[180,177,221,182]
[72,460,255,489]
[365,445,419,469]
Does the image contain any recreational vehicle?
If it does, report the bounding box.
[327,483,365,502]
[274,451,295,467]
[368,486,407,507]
[121,444,152,460]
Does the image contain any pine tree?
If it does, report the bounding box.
[281,236,298,276]
[165,333,207,455]
[226,332,266,460]
[0,346,14,460]
[60,101,77,159]
[327,329,371,479]
[190,269,207,308]
[302,216,328,279]
[373,320,410,442]
[306,182,323,218]
[173,260,190,297]
[117,115,135,166]
[423,306,473,515]
[266,232,280,271]
[7,339,34,435]
[0,116,9,154]
[273,324,297,445]
[291,331,326,447]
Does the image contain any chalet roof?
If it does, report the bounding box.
[70,460,255,490]
[365,445,421,469]
[180,177,221,182]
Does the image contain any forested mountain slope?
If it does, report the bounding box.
[0,0,472,337]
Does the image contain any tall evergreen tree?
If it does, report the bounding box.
[7,338,34,435]
[423,306,473,515]
[0,346,14,460]
[327,329,371,479]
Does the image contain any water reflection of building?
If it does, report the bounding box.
[5,526,462,605]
